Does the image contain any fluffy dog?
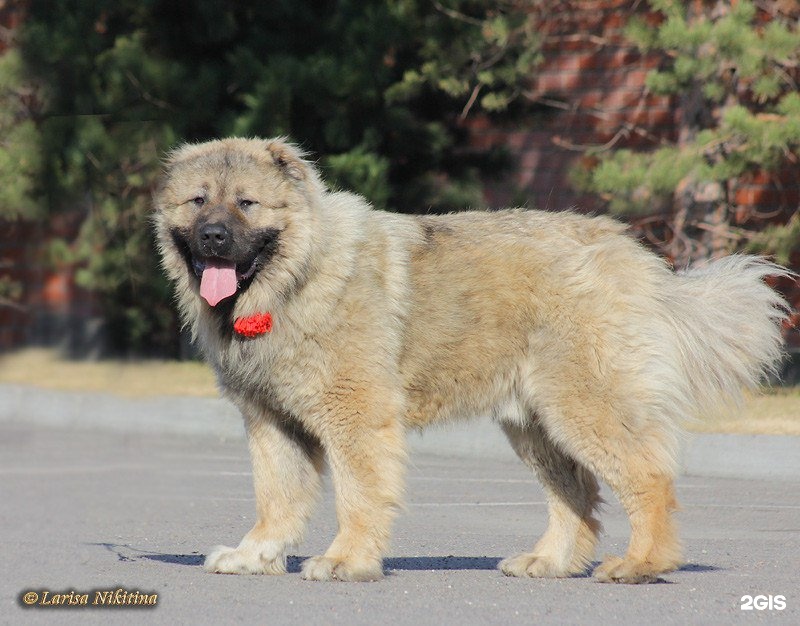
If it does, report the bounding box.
[154,137,790,583]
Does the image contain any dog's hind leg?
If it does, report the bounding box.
[535,402,683,583]
[204,407,324,575]
[591,470,681,583]
[499,419,602,578]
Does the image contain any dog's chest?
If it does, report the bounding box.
[214,331,332,417]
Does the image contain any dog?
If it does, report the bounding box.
[154,136,790,583]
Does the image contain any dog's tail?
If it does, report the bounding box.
[657,255,793,422]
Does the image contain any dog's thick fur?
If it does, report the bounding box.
[154,137,790,583]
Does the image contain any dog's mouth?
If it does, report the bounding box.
[192,256,259,307]
[171,228,280,307]
[190,254,262,283]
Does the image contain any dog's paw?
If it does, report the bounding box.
[499,553,576,578]
[593,556,666,584]
[300,555,384,582]
[203,540,286,575]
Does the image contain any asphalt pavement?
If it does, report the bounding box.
[0,385,799,624]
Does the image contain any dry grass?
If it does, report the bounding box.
[689,388,800,436]
[0,348,798,434]
[0,348,217,398]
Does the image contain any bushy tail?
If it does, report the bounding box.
[660,255,793,420]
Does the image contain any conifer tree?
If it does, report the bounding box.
[0,0,541,353]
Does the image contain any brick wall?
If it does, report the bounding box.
[469,1,799,220]
[468,1,672,211]
[0,213,103,353]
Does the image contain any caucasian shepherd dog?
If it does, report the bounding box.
[154,137,790,583]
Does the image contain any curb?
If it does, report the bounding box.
[0,383,245,439]
[1,383,798,480]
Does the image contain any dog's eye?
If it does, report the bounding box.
[239,199,255,210]
[192,197,205,207]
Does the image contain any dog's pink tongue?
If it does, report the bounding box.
[200,260,237,306]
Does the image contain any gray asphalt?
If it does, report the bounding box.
[1,416,799,624]
[3,383,800,480]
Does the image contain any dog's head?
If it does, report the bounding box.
[154,137,321,315]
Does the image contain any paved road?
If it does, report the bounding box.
[3,383,800,480]
[1,422,798,625]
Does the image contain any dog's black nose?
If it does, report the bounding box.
[198,222,231,256]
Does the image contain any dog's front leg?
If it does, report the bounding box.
[205,408,323,575]
[301,402,407,582]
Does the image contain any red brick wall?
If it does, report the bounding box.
[469,1,674,211]
[0,1,22,54]
[470,1,799,219]
[0,213,99,351]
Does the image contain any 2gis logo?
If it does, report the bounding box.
[740,595,786,611]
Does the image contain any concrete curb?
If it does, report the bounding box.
[1,383,798,480]
[0,383,245,439]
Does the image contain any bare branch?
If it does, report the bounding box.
[124,70,174,111]
[0,296,26,312]
[432,1,483,26]
[460,83,482,120]
[543,33,627,48]
[693,221,747,241]
[526,89,668,151]
[553,127,629,152]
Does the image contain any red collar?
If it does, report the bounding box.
[233,312,273,337]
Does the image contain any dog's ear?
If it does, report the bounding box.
[265,138,308,181]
